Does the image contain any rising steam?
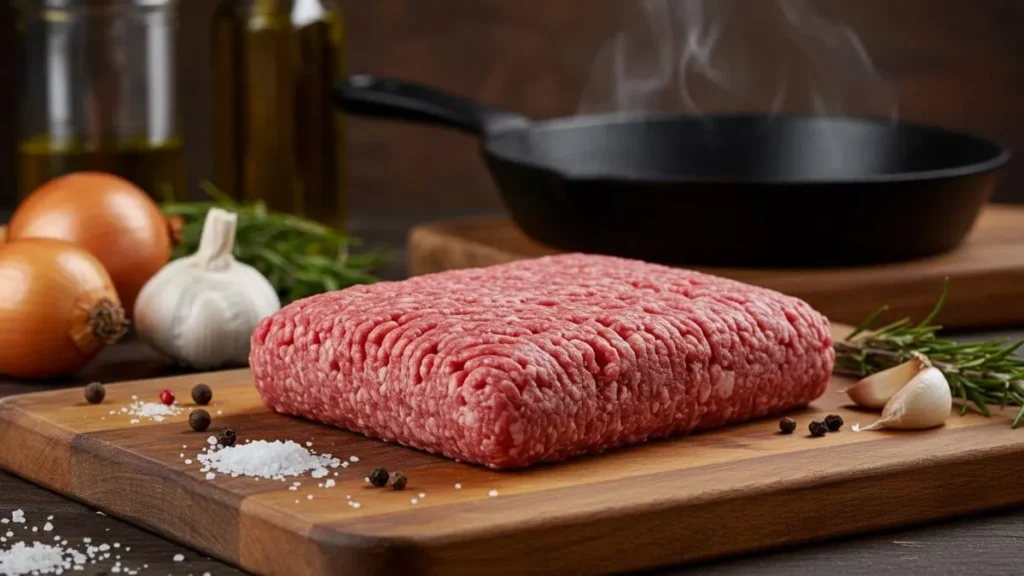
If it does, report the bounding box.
[578,0,898,120]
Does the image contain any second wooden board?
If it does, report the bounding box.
[407,204,1024,330]
[2,327,1024,575]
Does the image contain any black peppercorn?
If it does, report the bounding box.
[778,417,797,434]
[389,471,408,491]
[808,420,828,437]
[217,427,237,447]
[191,383,213,406]
[824,414,844,432]
[84,382,106,404]
[189,409,211,432]
[368,467,389,488]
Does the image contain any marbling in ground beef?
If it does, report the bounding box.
[250,254,835,469]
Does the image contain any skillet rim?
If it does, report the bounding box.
[482,112,1012,185]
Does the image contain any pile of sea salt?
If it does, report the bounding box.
[0,541,85,575]
[0,510,147,575]
[112,397,184,424]
[197,439,341,480]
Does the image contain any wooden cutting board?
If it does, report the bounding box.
[3,325,1024,576]
[408,204,1024,330]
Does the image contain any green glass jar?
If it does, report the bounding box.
[211,0,347,230]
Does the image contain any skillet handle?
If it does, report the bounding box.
[333,75,530,136]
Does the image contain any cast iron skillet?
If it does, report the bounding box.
[334,75,1010,268]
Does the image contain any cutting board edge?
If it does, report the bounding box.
[304,426,1024,575]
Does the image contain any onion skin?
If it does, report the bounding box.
[0,239,129,379]
[8,172,172,316]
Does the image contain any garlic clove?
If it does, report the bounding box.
[852,366,952,432]
[843,357,927,409]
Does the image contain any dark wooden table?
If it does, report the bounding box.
[2,211,1023,575]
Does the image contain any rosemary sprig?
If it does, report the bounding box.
[836,278,1024,428]
[161,182,392,304]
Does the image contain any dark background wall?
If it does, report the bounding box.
[1,0,1022,214]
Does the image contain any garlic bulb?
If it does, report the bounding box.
[134,208,280,370]
[852,367,952,432]
[843,357,927,409]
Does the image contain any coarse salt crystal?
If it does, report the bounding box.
[131,395,138,400]
[410,498,418,505]
[306,494,314,500]
[0,519,6,524]
[419,492,426,498]
[173,553,184,562]
[349,456,359,462]
[207,436,217,446]
[4,531,11,537]
[351,502,361,509]
[206,472,216,480]
[82,538,91,544]
[179,453,184,458]
[288,486,297,491]
[185,459,192,465]
[311,468,328,479]
[31,527,37,532]
[305,441,313,447]
[325,480,335,488]
[489,489,499,497]
[46,516,53,521]
[43,522,53,531]
[112,543,119,549]
[129,419,139,425]
[217,410,222,415]
[98,544,109,552]
[454,483,462,489]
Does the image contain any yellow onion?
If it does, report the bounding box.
[8,172,172,316]
[0,239,129,379]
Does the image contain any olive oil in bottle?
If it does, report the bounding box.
[211,0,346,229]
[15,0,184,200]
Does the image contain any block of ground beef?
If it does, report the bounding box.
[250,254,834,469]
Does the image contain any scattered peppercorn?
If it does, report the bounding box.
[778,417,797,434]
[158,389,175,406]
[84,382,106,404]
[217,427,237,447]
[824,414,844,432]
[809,420,828,437]
[368,467,390,487]
[189,409,211,432]
[191,384,213,406]
[389,471,408,491]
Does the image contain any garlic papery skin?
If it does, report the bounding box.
[843,357,927,409]
[133,208,281,370]
[852,367,952,432]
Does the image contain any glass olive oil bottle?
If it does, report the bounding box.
[15,0,185,200]
[211,0,346,229]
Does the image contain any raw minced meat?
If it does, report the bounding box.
[250,254,834,469]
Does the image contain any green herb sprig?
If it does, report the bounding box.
[161,182,391,304]
[835,279,1024,428]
